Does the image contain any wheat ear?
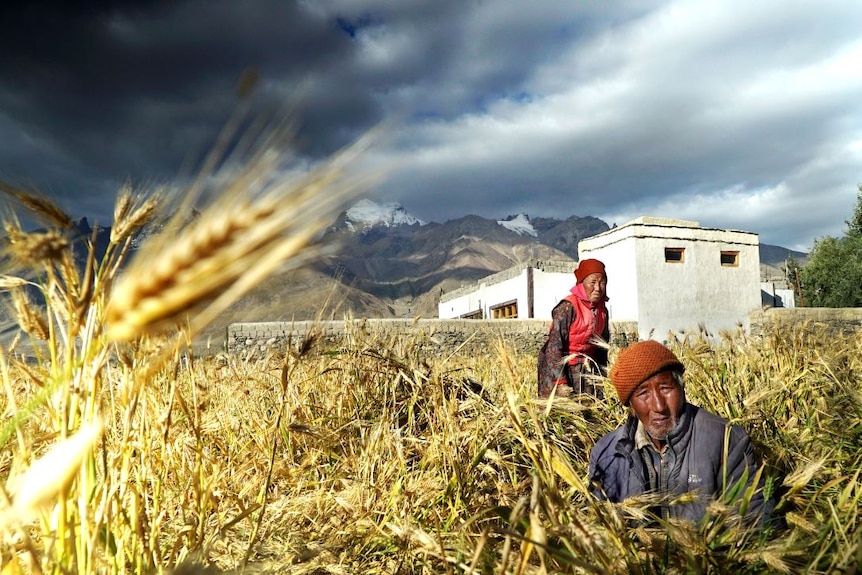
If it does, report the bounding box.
[2,421,103,527]
[105,129,382,343]
[0,183,74,229]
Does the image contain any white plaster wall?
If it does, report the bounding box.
[638,238,760,338]
[440,219,762,336]
[532,269,577,319]
[479,270,529,317]
[579,235,639,324]
[761,283,796,308]
[438,269,530,318]
[438,290,482,318]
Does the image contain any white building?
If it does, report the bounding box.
[438,217,765,341]
[438,260,576,320]
[761,282,796,308]
[578,217,762,339]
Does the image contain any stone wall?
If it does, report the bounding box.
[226,318,639,358]
[225,308,861,358]
[749,307,862,337]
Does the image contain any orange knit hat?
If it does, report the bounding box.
[609,340,685,405]
[574,258,606,283]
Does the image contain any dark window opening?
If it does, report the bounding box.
[721,251,739,266]
[665,247,685,263]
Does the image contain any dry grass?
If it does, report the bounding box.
[0,122,860,573]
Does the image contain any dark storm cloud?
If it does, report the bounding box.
[0,0,860,250]
[0,0,631,220]
[0,0,365,219]
[358,1,862,250]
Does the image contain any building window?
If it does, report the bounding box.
[664,247,685,263]
[491,300,518,319]
[720,251,739,267]
[461,310,483,319]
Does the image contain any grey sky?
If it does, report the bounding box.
[1,0,860,251]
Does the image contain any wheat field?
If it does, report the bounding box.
[0,131,860,574]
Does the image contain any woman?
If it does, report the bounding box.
[537,258,609,398]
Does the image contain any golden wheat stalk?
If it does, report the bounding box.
[104,129,382,343]
[0,275,31,290]
[110,184,163,245]
[9,288,50,341]
[2,420,103,527]
[3,227,69,268]
[0,182,74,229]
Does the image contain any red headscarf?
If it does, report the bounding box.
[575,258,606,283]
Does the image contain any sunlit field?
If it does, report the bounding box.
[2,299,861,574]
[1,129,860,573]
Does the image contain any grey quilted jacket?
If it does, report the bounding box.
[588,403,771,524]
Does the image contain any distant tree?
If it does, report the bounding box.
[847,184,862,236]
[785,256,804,304]
[800,185,862,307]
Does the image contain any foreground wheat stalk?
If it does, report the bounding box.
[105,130,380,346]
[0,112,382,574]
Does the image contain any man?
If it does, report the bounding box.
[588,340,772,524]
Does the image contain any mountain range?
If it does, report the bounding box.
[206,200,806,335]
[0,200,808,349]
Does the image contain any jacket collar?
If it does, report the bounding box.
[665,402,696,451]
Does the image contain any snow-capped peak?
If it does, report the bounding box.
[497,214,537,237]
[345,199,425,230]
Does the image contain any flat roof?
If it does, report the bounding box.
[590,215,756,239]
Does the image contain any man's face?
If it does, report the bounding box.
[629,371,685,445]
[582,272,607,304]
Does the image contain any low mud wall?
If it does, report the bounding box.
[749,307,862,337]
[226,308,862,359]
[226,319,640,359]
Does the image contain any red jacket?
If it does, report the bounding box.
[562,283,608,365]
[537,282,609,396]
